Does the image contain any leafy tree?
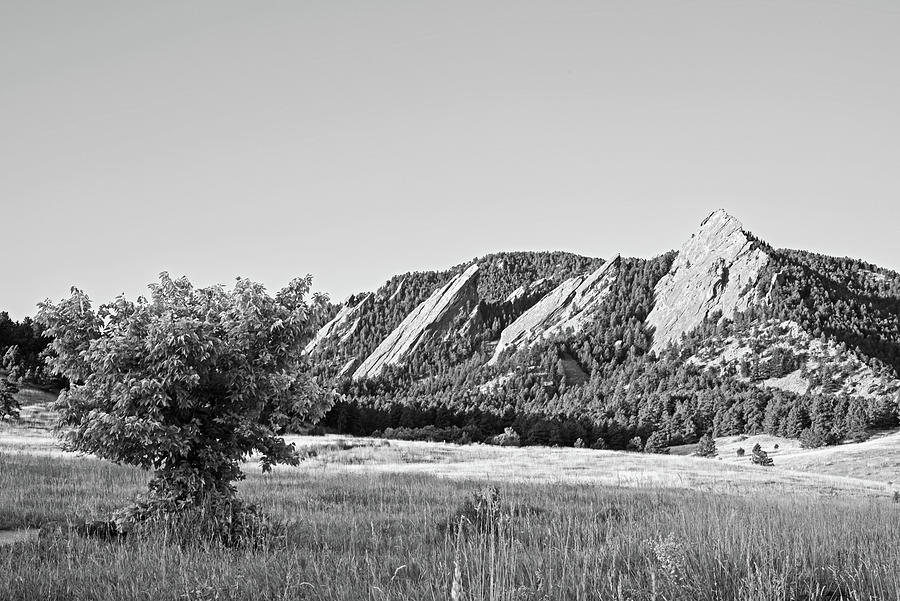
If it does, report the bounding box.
[0,380,18,421]
[37,274,333,526]
[695,432,717,458]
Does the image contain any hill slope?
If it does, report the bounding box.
[306,211,900,451]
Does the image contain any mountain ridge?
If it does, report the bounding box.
[308,211,900,452]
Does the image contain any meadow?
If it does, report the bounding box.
[2,423,900,601]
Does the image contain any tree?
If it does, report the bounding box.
[845,400,869,443]
[643,430,670,454]
[0,379,18,421]
[37,274,333,527]
[750,443,773,466]
[695,432,717,457]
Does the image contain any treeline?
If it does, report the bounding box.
[0,312,61,387]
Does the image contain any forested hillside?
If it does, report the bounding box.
[311,212,900,451]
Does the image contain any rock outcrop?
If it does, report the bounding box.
[353,264,480,380]
[488,256,620,365]
[304,293,373,355]
[646,210,770,352]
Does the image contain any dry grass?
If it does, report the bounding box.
[3,421,900,599]
[1,449,900,600]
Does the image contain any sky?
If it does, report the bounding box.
[2,1,898,319]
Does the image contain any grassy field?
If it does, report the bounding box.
[2,414,900,600]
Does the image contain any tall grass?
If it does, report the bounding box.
[1,451,899,600]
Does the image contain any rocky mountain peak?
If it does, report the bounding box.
[646,210,769,351]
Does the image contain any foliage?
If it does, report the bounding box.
[626,436,643,452]
[643,430,670,454]
[0,379,19,421]
[35,274,333,525]
[0,312,59,387]
[750,443,773,467]
[695,432,717,457]
[490,427,521,447]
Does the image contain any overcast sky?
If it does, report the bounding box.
[2,1,898,319]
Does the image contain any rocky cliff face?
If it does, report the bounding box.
[488,256,620,365]
[304,293,373,355]
[646,210,769,351]
[352,264,480,380]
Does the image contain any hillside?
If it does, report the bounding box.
[306,210,900,451]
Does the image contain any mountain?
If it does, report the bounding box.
[352,264,481,380]
[308,211,900,451]
[489,255,621,366]
[646,209,770,351]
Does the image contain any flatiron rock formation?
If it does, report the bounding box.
[304,293,373,355]
[353,264,480,380]
[488,255,620,365]
[647,210,769,351]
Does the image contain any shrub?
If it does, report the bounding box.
[736,447,746,457]
[695,433,717,458]
[626,436,643,452]
[440,487,505,536]
[751,443,774,467]
[591,437,608,450]
[0,380,19,422]
[490,427,521,447]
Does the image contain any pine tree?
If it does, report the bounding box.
[643,430,670,454]
[0,379,19,422]
[750,443,773,466]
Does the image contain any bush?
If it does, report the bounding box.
[736,447,746,457]
[0,380,19,422]
[695,433,717,458]
[626,436,643,452]
[591,437,608,450]
[440,487,505,536]
[490,427,521,447]
[751,443,774,467]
